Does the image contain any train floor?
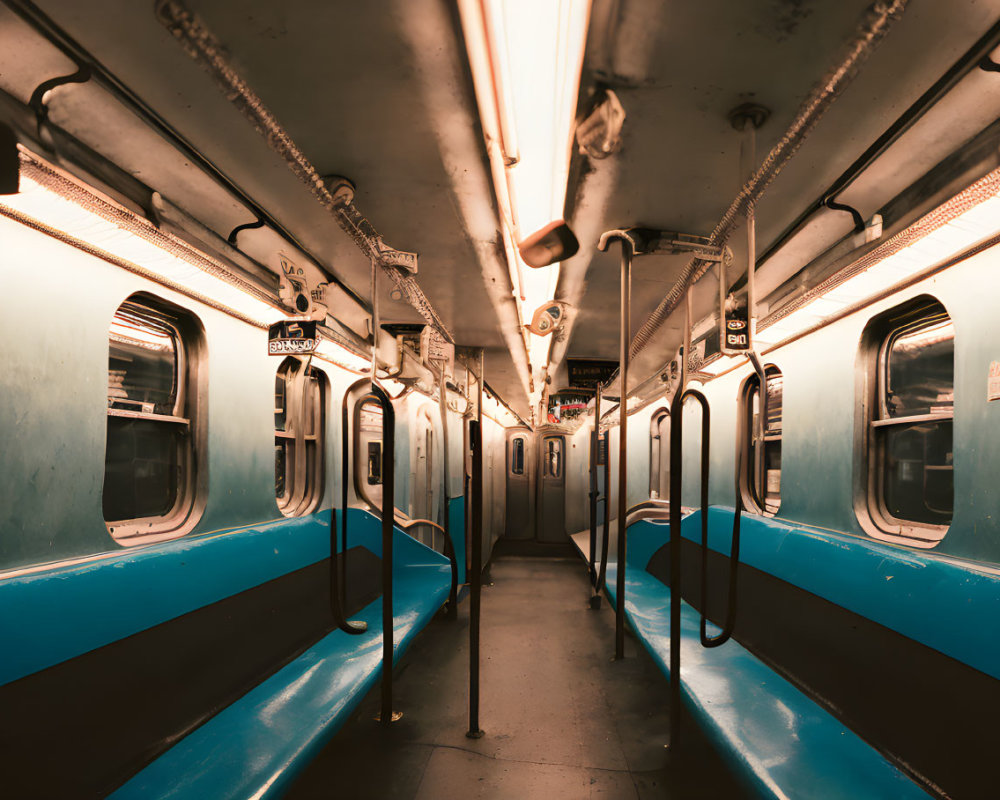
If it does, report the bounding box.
[288,552,748,799]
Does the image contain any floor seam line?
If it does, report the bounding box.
[414,741,636,774]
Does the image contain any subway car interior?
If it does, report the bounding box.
[2,0,1000,798]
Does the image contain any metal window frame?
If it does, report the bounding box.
[104,294,206,544]
[354,393,386,509]
[542,434,564,480]
[863,305,954,544]
[647,407,670,499]
[275,357,326,518]
[737,365,782,516]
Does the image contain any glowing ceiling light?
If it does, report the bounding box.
[459,0,591,382]
[0,175,279,325]
[753,168,1000,350]
[0,160,379,379]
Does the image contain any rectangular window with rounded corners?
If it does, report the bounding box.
[860,297,953,545]
[354,397,385,509]
[739,365,782,515]
[543,436,563,479]
[648,408,669,499]
[510,436,525,475]
[104,295,205,543]
[275,357,326,517]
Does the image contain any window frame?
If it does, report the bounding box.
[542,435,563,480]
[274,357,327,518]
[858,297,954,546]
[648,407,669,499]
[738,364,783,516]
[509,435,526,476]
[103,294,206,544]
[353,393,386,510]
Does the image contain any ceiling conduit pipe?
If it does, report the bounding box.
[155,0,455,343]
[629,0,910,363]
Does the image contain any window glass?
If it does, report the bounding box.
[104,298,199,541]
[884,317,954,418]
[868,301,954,538]
[367,441,383,485]
[511,437,525,475]
[649,410,669,499]
[108,308,178,415]
[743,366,782,515]
[355,396,385,508]
[543,437,562,478]
[103,418,182,521]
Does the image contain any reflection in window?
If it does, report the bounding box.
[742,366,782,515]
[510,437,525,475]
[543,436,563,479]
[275,358,326,517]
[104,297,199,541]
[869,302,954,535]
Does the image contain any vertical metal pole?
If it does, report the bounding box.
[668,377,684,748]
[615,243,631,661]
[377,384,397,725]
[589,384,602,588]
[467,350,485,739]
[439,367,457,617]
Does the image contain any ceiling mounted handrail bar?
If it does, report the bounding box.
[629,0,910,361]
[154,0,454,343]
[332,380,373,637]
[668,386,711,747]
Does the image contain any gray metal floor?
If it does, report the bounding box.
[288,556,746,799]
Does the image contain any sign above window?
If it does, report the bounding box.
[268,320,318,356]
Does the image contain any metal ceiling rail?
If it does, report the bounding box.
[629,0,910,360]
[154,0,455,343]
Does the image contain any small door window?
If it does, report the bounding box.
[510,437,525,475]
[543,436,563,479]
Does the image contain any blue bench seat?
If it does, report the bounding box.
[605,514,932,800]
[110,514,451,800]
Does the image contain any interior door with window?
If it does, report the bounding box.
[504,428,535,540]
[537,434,567,543]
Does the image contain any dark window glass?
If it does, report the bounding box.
[367,441,383,485]
[881,420,953,526]
[884,318,954,418]
[103,411,182,521]
[511,437,525,475]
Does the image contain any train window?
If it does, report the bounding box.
[274,358,326,517]
[648,408,669,499]
[510,436,525,475]
[103,296,204,542]
[862,298,953,542]
[739,365,783,515]
[543,436,562,478]
[354,397,385,508]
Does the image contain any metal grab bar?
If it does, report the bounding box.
[395,516,459,615]
[332,380,372,636]
[667,386,711,746]
[369,381,397,726]
[466,350,485,739]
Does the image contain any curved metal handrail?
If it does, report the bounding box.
[332,378,373,636]
[395,516,459,614]
[625,506,671,528]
